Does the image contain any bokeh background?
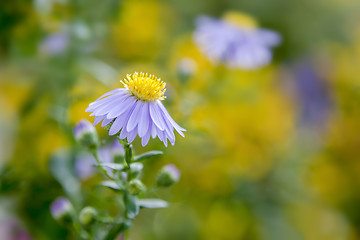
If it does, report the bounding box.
[1,0,360,239]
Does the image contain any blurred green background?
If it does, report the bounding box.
[1,0,360,239]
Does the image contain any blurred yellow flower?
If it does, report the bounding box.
[112,1,172,60]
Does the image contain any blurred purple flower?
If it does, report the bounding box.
[0,218,32,240]
[50,197,72,220]
[193,15,281,69]
[110,140,124,156]
[75,140,124,179]
[39,33,69,55]
[73,119,96,141]
[74,152,96,180]
[291,61,332,129]
[86,72,186,147]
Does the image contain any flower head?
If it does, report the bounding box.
[193,12,281,69]
[86,72,186,146]
[122,72,166,101]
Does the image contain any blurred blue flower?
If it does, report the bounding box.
[39,32,69,55]
[193,14,281,69]
[75,140,124,180]
[74,153,96,180]
[291,61,332,130]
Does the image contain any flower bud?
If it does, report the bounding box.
[156,164,181,188]
[73,119,99,149]
[79,206,97,226]
[50,197,73,224]
[128,179,146,195]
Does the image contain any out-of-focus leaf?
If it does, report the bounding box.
[137,199,168,209]
[98,163,124,171]
[133,151,163,162]
[49,149,82,205]
[100,180,125,191]
[129,162,143,174]
[124,193,139,219]
[98,163,143,171]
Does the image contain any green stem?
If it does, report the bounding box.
[115,137,135,239]
[72,221,89,239]
[122,139,133,169]
[104,223,128,240]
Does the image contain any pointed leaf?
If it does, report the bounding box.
[137,199,168,209]
[97,163,124,171]
[100,181,125,191]
[133,151,163,162]
[124,193,139,219]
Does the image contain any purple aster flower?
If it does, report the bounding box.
[86,72,186,147]
[193,12,281,69]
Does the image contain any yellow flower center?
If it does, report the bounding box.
[223,12,258,29]
[121,72,166,101]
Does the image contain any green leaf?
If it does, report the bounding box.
[137,199,168,209]
[49,150,82,203]
[97,163,124,171]
[133,151,163,162]
[97,163,142,172]
[124,193,139,219]
[100,181,125,191]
